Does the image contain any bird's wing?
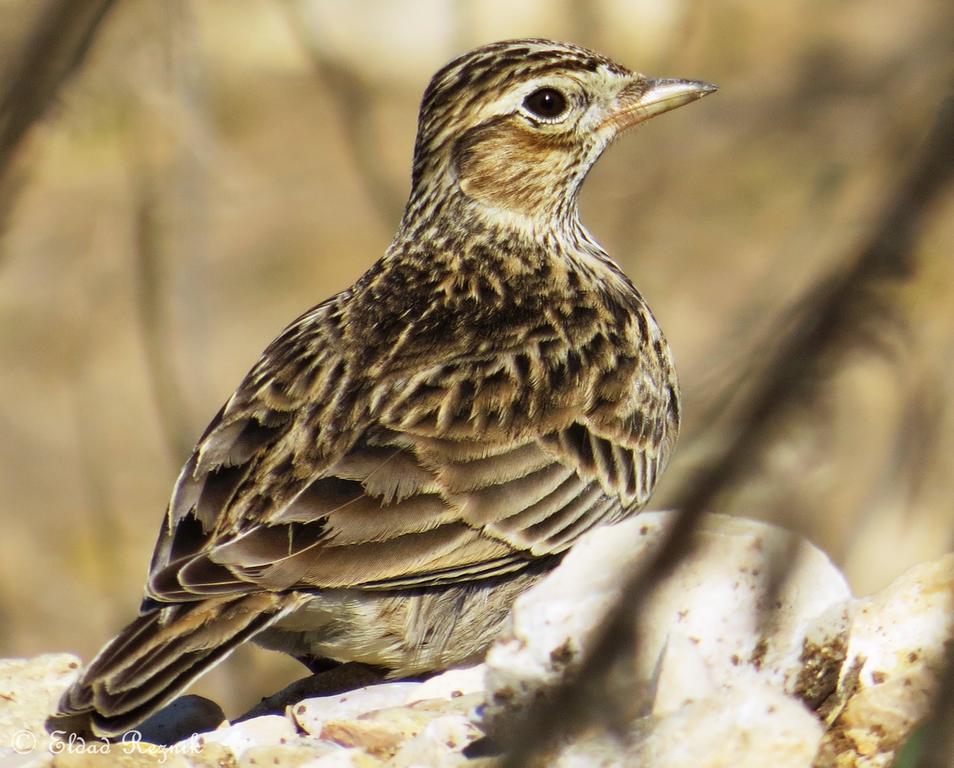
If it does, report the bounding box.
[144,292,678,604]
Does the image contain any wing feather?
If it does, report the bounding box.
[145,281,679,605]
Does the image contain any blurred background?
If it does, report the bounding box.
[0,0,951,717]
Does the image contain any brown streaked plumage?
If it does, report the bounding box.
[48,39,715,737]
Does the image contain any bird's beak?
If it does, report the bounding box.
[603,77,717,133]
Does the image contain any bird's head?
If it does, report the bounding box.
[404,39,716,234]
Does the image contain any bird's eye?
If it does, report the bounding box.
[522,88,568,120]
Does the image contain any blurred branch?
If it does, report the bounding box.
[0,0,117,227]
[884,369,946,509]
[281,2,406,230]
[504,86,954,767]
[132,170,197,464]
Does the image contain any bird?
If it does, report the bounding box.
[48,38,715,738]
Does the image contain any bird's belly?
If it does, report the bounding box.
[253,568,550,676]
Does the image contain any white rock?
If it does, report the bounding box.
[302,749,382,768]
[237,738,377,768]
[194,714,297,757]
[624,680,824,768]
[0,653,80,762]
[844,554,953,688]
[316,697,481,761]
[484,512,851,728]
[293,682,420,735]
[405,666,485,704]
[4,523,947,768]
[387,713,480,767]
[651,630,717,715]
[817,554,954,766]
[299,749,383,768]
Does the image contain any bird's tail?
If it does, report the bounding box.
[47,592,302,738]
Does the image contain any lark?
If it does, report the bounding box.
[49,39,714,737]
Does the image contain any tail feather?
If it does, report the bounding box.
[47,592,302,738]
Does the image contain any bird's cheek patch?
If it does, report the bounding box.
[452,119,574,216]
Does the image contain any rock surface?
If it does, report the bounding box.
[483,511,854,738]
[568,680,826,768]
[0,653,81,763]
[1,513,950,767]
[815,554,954,767]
